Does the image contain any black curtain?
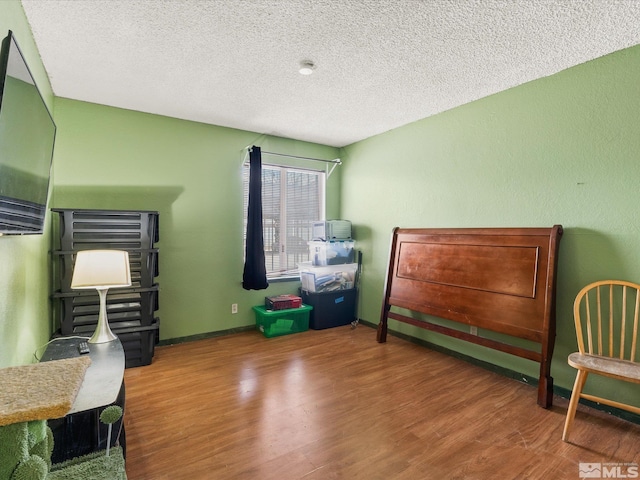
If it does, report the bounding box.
[242,146,269,290]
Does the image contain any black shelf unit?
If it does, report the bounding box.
[51,208,160,367]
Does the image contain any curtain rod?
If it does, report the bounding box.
[246,146,341,165]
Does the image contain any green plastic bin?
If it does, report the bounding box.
[252,304,312,338]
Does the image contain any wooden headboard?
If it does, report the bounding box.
[377,226,563,408]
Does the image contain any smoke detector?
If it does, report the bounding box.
[299,60,316,75]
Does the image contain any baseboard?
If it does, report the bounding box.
[158,325,255,346]
[359,319,640,425]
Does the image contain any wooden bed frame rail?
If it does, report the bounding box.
[377,226,563,408]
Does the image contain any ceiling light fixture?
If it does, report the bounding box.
[299,60,315,75]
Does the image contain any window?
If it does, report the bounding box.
[243,164,325,279]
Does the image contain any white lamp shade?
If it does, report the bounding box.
[71,250,132,289]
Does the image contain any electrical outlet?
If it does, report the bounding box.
[470,326,478,336]
[231,303,238,314]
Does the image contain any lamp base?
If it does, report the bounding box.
[88,288,118,344]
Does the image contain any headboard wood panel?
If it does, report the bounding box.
[377,226,563,408]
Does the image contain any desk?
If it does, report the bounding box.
[41,337,126,462]
[41,337,125,413]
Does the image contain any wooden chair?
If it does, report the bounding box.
[562,280,640,441]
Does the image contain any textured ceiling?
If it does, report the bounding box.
[20,0,640,148]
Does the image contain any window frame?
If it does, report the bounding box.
[242,162,326,281]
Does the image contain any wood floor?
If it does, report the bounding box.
[123,325,639,479]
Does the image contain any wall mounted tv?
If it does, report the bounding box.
[0,30,56,234]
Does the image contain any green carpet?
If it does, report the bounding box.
[48,447,126,480]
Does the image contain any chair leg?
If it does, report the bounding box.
[562,369,588,442]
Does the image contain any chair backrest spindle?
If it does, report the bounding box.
[620,286,627,359]
[609,284,614,357]
[596,286,602,355]
[632,290,640,362]
[585,291,593,354]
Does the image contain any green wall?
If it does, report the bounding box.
[341,45,640,407]
[0,1,55,368]
[51,99,341,341]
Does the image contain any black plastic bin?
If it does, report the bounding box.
[53,249,159,291]
[114,320,160,368]
[53,286,159,335]
[300,288,356,329]
[52,208,159,251]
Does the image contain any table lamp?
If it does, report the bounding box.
[71,250,132,343]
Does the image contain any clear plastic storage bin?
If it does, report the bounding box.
[299,262,357,292]
[308,240,355,266]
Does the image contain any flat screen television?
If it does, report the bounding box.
[0,30,56,234]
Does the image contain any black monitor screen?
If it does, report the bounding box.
[0,30,56,234]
